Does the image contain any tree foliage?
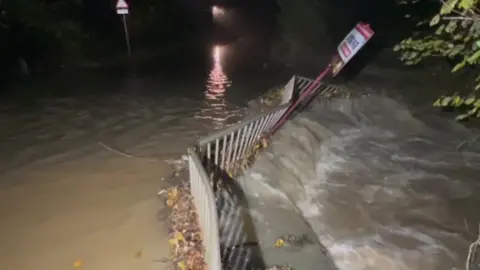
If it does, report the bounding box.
[0,0,196,76]
[1,0,88,71]
[395,0,480,120]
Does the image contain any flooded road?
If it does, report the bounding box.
[0,44,283,270]
[1,37,478,270]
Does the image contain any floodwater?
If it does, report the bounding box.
[242,90,480,270]
[0,43,283,270]
[2,37,479,270]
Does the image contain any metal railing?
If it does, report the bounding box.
[188,104,288,269]
[188,150,222,269]
[186,75,335,269]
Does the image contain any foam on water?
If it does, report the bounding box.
[243,94,480,270]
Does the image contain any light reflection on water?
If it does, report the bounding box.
[196,45,235,130]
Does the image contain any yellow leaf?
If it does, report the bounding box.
[166,199,174,208]
[275,238,285,248]
[168,187,178,200]
[73,259,83,268]
[175,231,184,242]
[178,260,187,270]
[169,238,177,246]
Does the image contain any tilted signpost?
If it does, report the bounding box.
[330,22,374,77]
[269,22,375,136]
[116,0,131,56]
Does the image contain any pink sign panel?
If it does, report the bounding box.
[331,22,374,76]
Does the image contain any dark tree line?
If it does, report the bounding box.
[0,0,211,80]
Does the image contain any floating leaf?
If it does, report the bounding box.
[275,238,285,248]
[73,259,83,268]
[168,187,178,201]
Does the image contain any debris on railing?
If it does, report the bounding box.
[228,135,269,178]
[259,86,285,107]
[247,86,285,115]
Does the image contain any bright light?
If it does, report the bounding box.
[211,5,224,17]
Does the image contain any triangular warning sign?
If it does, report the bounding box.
[116,0,128,9]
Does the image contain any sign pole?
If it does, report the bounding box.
[116,0,131,56]
[122,14,131,56]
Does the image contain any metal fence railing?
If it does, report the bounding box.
[188,149,222,269]
[186,75,339,269]
[188,104,288,269]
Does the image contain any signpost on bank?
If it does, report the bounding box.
[269,22,375,136]
[330,22,374,77]
[116,0,131,56]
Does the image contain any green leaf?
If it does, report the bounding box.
[448,44,465,57]
[441,0,458,14]
[456,113,469,121]
[435,25,445,35]
[465,97,476,105]
[452,60,466,72]
[442,96,453,106]
[467,50,480,64]
[459,0,475,9]
[474,99,480,108]
[467,107,478,115]
[430,15,441,26]
[452,95,464,106]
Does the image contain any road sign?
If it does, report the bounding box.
[331,22,374,76]
[115,0,131,55]
[116,0,129,14]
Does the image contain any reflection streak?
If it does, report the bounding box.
[200,45,232,129]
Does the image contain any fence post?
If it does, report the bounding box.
[281,75,296,105]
